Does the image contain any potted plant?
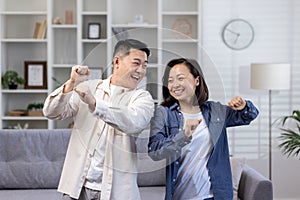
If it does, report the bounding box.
[277,110,300,159]
[1,70,25,89]
[27,102,44,116]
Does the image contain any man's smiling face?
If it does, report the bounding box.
[111,49,148,89]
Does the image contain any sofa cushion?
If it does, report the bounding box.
[0,189,61,200]
[0,129,71,189]
[136,129,166,186]
[230,157,246,200]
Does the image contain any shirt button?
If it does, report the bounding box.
[173,179,176,182]
[179,128,182,131]
[175,161,179,165]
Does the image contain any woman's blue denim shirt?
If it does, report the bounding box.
[148,100,259,200]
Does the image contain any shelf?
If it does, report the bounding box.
[2,89,48,93]
[111,24,158,28]
[162,39,198,43]
[82,11,108,16]
[52,64,73,68]
[1,39,47,43]
[82,39,107,43]
[52,24,77,29]
[0,11,47,15]
[162,11,199,16]
[2,116,47,120]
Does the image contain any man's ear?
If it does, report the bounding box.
[113,57,120,69]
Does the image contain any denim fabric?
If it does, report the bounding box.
[148,101,259,200]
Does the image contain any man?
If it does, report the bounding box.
[43,39,154,200]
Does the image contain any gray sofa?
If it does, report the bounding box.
[0,129,273,200]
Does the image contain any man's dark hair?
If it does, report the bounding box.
[113,39,151,58]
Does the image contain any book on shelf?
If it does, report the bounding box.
[33,19,47,39]
[33,22,41,39]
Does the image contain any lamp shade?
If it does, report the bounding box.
[250,63,291,90]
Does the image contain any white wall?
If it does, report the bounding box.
[201,0,300,199]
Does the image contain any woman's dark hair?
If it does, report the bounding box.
[161,58,209,107]
[113,39,151,58]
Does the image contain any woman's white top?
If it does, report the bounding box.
[173,111,214,200]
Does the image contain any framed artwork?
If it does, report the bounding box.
[88,23,101,39]
[24,61,47,89]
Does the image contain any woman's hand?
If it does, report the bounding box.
[228,96,246,110]
[184,118,202,137]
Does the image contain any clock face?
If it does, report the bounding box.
[222,19,254,50]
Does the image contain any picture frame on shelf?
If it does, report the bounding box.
[88,23,101,39]
[24,61,47,89]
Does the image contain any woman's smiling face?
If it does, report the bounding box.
[167,63,199,104]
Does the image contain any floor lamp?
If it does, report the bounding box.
[250,63,291,180]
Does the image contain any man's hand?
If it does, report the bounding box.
[71,65,90,86]
[63,65,90,93]
[74,85,96,112]
[228,96,246,110]
[184,119,202,138]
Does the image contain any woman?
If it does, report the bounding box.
[148,58,259,200]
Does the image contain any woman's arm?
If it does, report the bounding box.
[148,106,191,161]
[226,97,259,127]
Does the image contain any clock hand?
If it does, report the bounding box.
[226,28,239,36]
[233,34,240,44]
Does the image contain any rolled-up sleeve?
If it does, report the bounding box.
[226,100,259,127]
[93,90,154,135]
[43,85,78,120]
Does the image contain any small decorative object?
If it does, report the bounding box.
[27,102,44,116]
[88,23,101,39]
[8,109,27,116]
[222,18,255,50]
[65,9,73,24]
[1,70,25,89]
[53,17,63,24]
[134,14,144,24]
[172,18,192,39]
[5,123,29,129]
[24,61,47,89]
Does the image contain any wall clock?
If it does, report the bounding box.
[222,19,254,50]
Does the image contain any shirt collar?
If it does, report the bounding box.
[98,75,134,96]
